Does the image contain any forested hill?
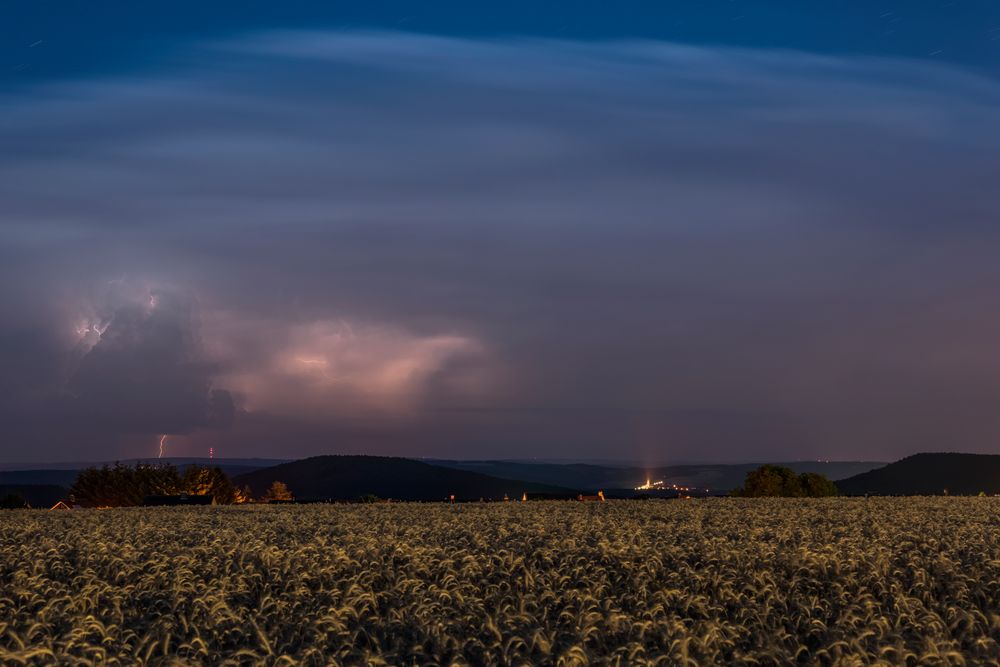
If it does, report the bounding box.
[836,453,1000,496]
[233,455,579,501]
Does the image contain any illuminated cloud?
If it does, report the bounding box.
[204,315,494,415]
[2,32,1000,461]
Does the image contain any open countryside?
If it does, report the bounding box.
[6,1,1000,663]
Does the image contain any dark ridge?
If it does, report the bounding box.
[233,455,579,501]
[836,453,1000,496]
[0,469,79,488]
[0,484,67,508]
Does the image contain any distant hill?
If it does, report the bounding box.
[0,484,67,508]
[233,455,579,501]
[836,453,1000,495]
[432,460,884,493]
[429,461,628,490]
[0,469,80,488]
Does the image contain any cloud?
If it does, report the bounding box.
[203,314,494,416]
[2,32,1000,461]
[64,288,234,434]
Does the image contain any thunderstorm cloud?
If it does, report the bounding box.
[3,32,1000,461]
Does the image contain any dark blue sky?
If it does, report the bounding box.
[6,1,1000,86]
[3,2,1000,463]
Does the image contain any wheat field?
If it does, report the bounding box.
[2,499,1000,665]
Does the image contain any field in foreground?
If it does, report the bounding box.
[2,500,1000,666]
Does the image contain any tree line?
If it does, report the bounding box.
[68,463,291,507]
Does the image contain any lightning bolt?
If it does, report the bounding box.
[158,434,168,459]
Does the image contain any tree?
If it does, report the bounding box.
[798,472,838,497]
[181,465,239,504]
[262,481,293,503]
[69,462,249,507]
[733,465,802,497]
[733,465,838,497]
[70,462,182,507]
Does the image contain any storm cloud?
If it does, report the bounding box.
[3,32,1000,462]
[66,289,234,435]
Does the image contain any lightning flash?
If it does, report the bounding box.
[158,434,168,459]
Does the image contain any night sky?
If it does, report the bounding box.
[3,1,1000,463]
